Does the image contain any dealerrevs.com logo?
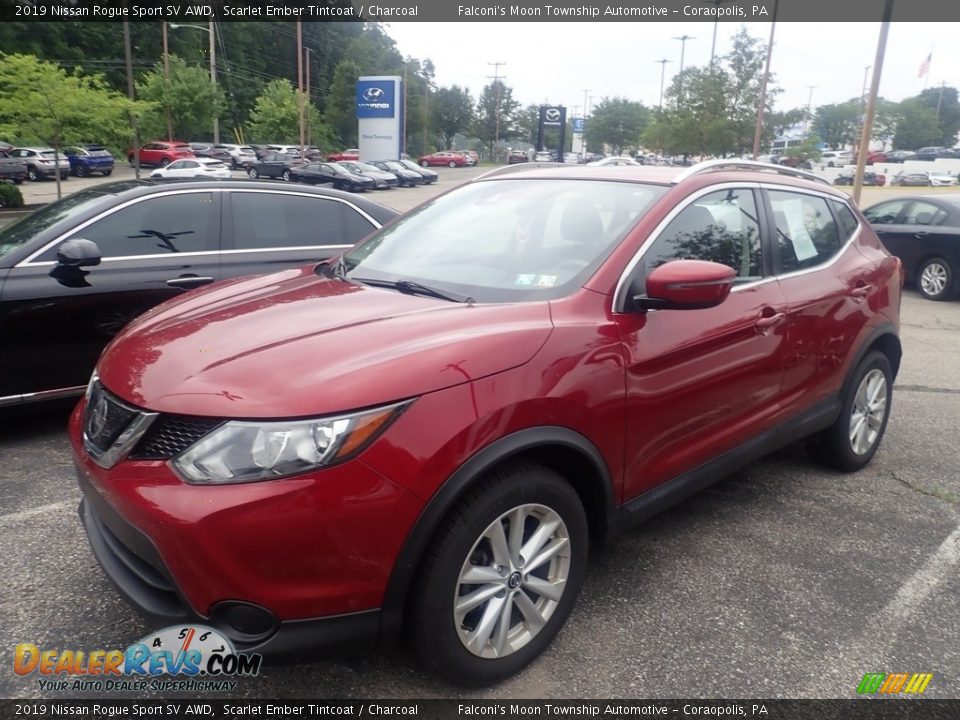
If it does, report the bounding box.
[14,625,261,692]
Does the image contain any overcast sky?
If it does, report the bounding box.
[384,22,956,115]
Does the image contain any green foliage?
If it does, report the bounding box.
[325,60,361,147]
[789,134,823,163]
[136,55,224,141]
[812,101,861,148]
[474,80,520,160]
[584,97,649,154]
[432,85,474,150]
[641,26,777,157]
[0,183,24,209]
[0,53,143,151]
[246,79,326,145]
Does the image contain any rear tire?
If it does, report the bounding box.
[410,462,587,687]
[27,167,40,182]
[448,160,457,168]
[806,351,892,472]
[159,158,171,167]
[74,164,87,178]
[917,257,953,301]
[102,169,113,176]
[248,167,259,179]
[281,169,291,182]
[421,160,429,167]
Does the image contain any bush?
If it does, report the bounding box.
[0,183,24,208]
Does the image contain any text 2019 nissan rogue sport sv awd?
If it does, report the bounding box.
[71,160,902,686]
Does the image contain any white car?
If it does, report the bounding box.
[150,158,232,179]
[214,143,258,168]
[586,156,642,167]
[820,150,853,167]
[928,171,958,187]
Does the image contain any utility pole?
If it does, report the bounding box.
[751,0,778,159]
[209,19,218,143]
[296,20,304,151]
[853,0,893,204]
[804,85,817,134]
[402,62,408,156]
[488,61,506,157]
[673,34,695,102]
[654,59,671,109]
[706,0,735,70]
[936,80,946,122]
[305,47,311,146]
[123,17,140,180]
[162,22,172,141]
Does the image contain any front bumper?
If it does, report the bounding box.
[70,402,424,659]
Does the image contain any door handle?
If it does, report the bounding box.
[166,276,215,289]
[755,312,785,333]
[914,231,929,238]
[850,284,873,300]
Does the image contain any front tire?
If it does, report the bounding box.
[917,257,953,301]
[281,169,291,182]
[410,462,587,687]
[102,169,113,176]
[27,167,40,182]
[74,164,87,178]
[421,160,429,167]
[806,351,892,472]
[159,158,171,167]
[448,160,457,168]
[248,167,259,179]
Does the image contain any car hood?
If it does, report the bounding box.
[98,266,553,418]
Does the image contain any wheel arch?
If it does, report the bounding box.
[379,426,616,642]
[845,324,902,396]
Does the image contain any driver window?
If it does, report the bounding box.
[634,188,761,293]
[44,193,217,260]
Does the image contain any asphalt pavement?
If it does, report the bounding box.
[0,165,958,700]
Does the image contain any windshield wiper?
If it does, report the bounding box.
[352,277,474,303]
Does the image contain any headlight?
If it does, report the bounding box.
[171,401,410,484]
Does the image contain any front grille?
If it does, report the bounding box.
[84,383,139,453]
[131,415,223,459]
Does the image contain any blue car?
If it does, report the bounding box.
[64,144,115,177]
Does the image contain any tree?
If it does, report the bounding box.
[0,53,141,198]
[584,97,649,154]
[246,79,328,146]
[431,85,474,150]
[136,56,224,142]
[893,99,941,150]
[474,80,520,160]
[812,101,861,148]
[324,59,361,147]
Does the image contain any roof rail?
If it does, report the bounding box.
[673,159,832,186]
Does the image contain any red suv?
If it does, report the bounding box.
[71,160,902,686]
[127,141,195,168]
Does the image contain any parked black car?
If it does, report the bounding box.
[189,143,233,163]
[915,146,955,162]
[864,194,960,301]
[64,145,115,177]
[0,180,398,407]
[247,151,302,180]
[367,160,424,187]
[833,171,886,186]
[884,150,917,163]
[396,158,438,184]
[290,162,375,192]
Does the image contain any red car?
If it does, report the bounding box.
[327,148,360,162]
[72,160,901,686]
[419,151,467,168]
[127,141,195,168]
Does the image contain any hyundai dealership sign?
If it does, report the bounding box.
[355,76,403,161]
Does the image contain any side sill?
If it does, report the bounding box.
[616,396,840,532]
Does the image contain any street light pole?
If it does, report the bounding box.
[162,22,172,141]
[853,0,894,204]
[805,85,817,134]
[706,0,735,69]
[654,59,671,109]
[751,0,778,159]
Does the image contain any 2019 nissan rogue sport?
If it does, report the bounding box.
[71,160,902,686]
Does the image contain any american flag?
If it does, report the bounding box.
[918,53,932,78]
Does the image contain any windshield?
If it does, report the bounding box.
[383,161,406,172]
[0,187,109,260]
[344,179,666,302]
[356,162,381,173]
[399,159,425,172]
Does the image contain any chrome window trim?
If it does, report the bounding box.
[613,182,762,311]
[613,181,861,311]
[16,188,381,268]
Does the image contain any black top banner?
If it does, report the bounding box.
[3,700,960,720]
[4,0,960,23]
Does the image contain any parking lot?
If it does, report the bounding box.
[1,167,959,700]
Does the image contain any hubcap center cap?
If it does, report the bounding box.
[507,571,522,589]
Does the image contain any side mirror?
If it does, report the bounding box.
[634,260,736,311]
[57,239,102,268]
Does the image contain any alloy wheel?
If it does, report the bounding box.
[920,261,948,298]
[454,503,570,659]
[848,368,888,456]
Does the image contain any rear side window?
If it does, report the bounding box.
[229,192,374,250]
[638,188,762,290]
[831,200,860,239]
[904,201,949,226]
[57,192,217,259]
[769,191,842,273]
